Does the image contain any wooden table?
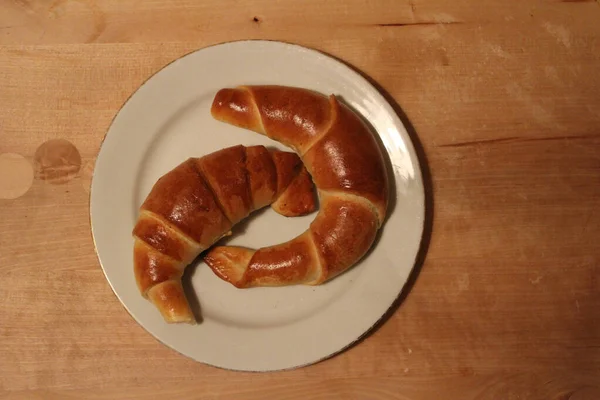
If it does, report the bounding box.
[1,1,599,399]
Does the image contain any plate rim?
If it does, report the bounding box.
[89,39,426,372]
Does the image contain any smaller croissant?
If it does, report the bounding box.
[132,145,316,323]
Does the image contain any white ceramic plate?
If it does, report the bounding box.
[90,40,425,372]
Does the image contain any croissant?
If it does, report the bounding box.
[133,144,316,323]
[204,85,389,288]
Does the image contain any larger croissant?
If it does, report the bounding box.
[133,144,316,323]
[205,85,389,288]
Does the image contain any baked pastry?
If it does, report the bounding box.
[205,85,389,288]
[133,144,316,323]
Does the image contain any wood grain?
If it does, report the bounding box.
[1,0,599,398]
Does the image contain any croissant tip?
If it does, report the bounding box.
[211,88,232,113]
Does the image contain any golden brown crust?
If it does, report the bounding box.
[243,86,333,153]
[211,88,263,133]
[204,85,389,288]
[132,212,196,262]
[147,280,194,323]
[303,98,388,222]
[204,246,253,286]
[272,166,317,217]
[270,150,302,197]
[310,194,379,280]
[245,145,277,210]
[134,240,183,295]
[140,158,232,248]
[133,144,317,323]
[242,232,320,287]
[196,145,252,225]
